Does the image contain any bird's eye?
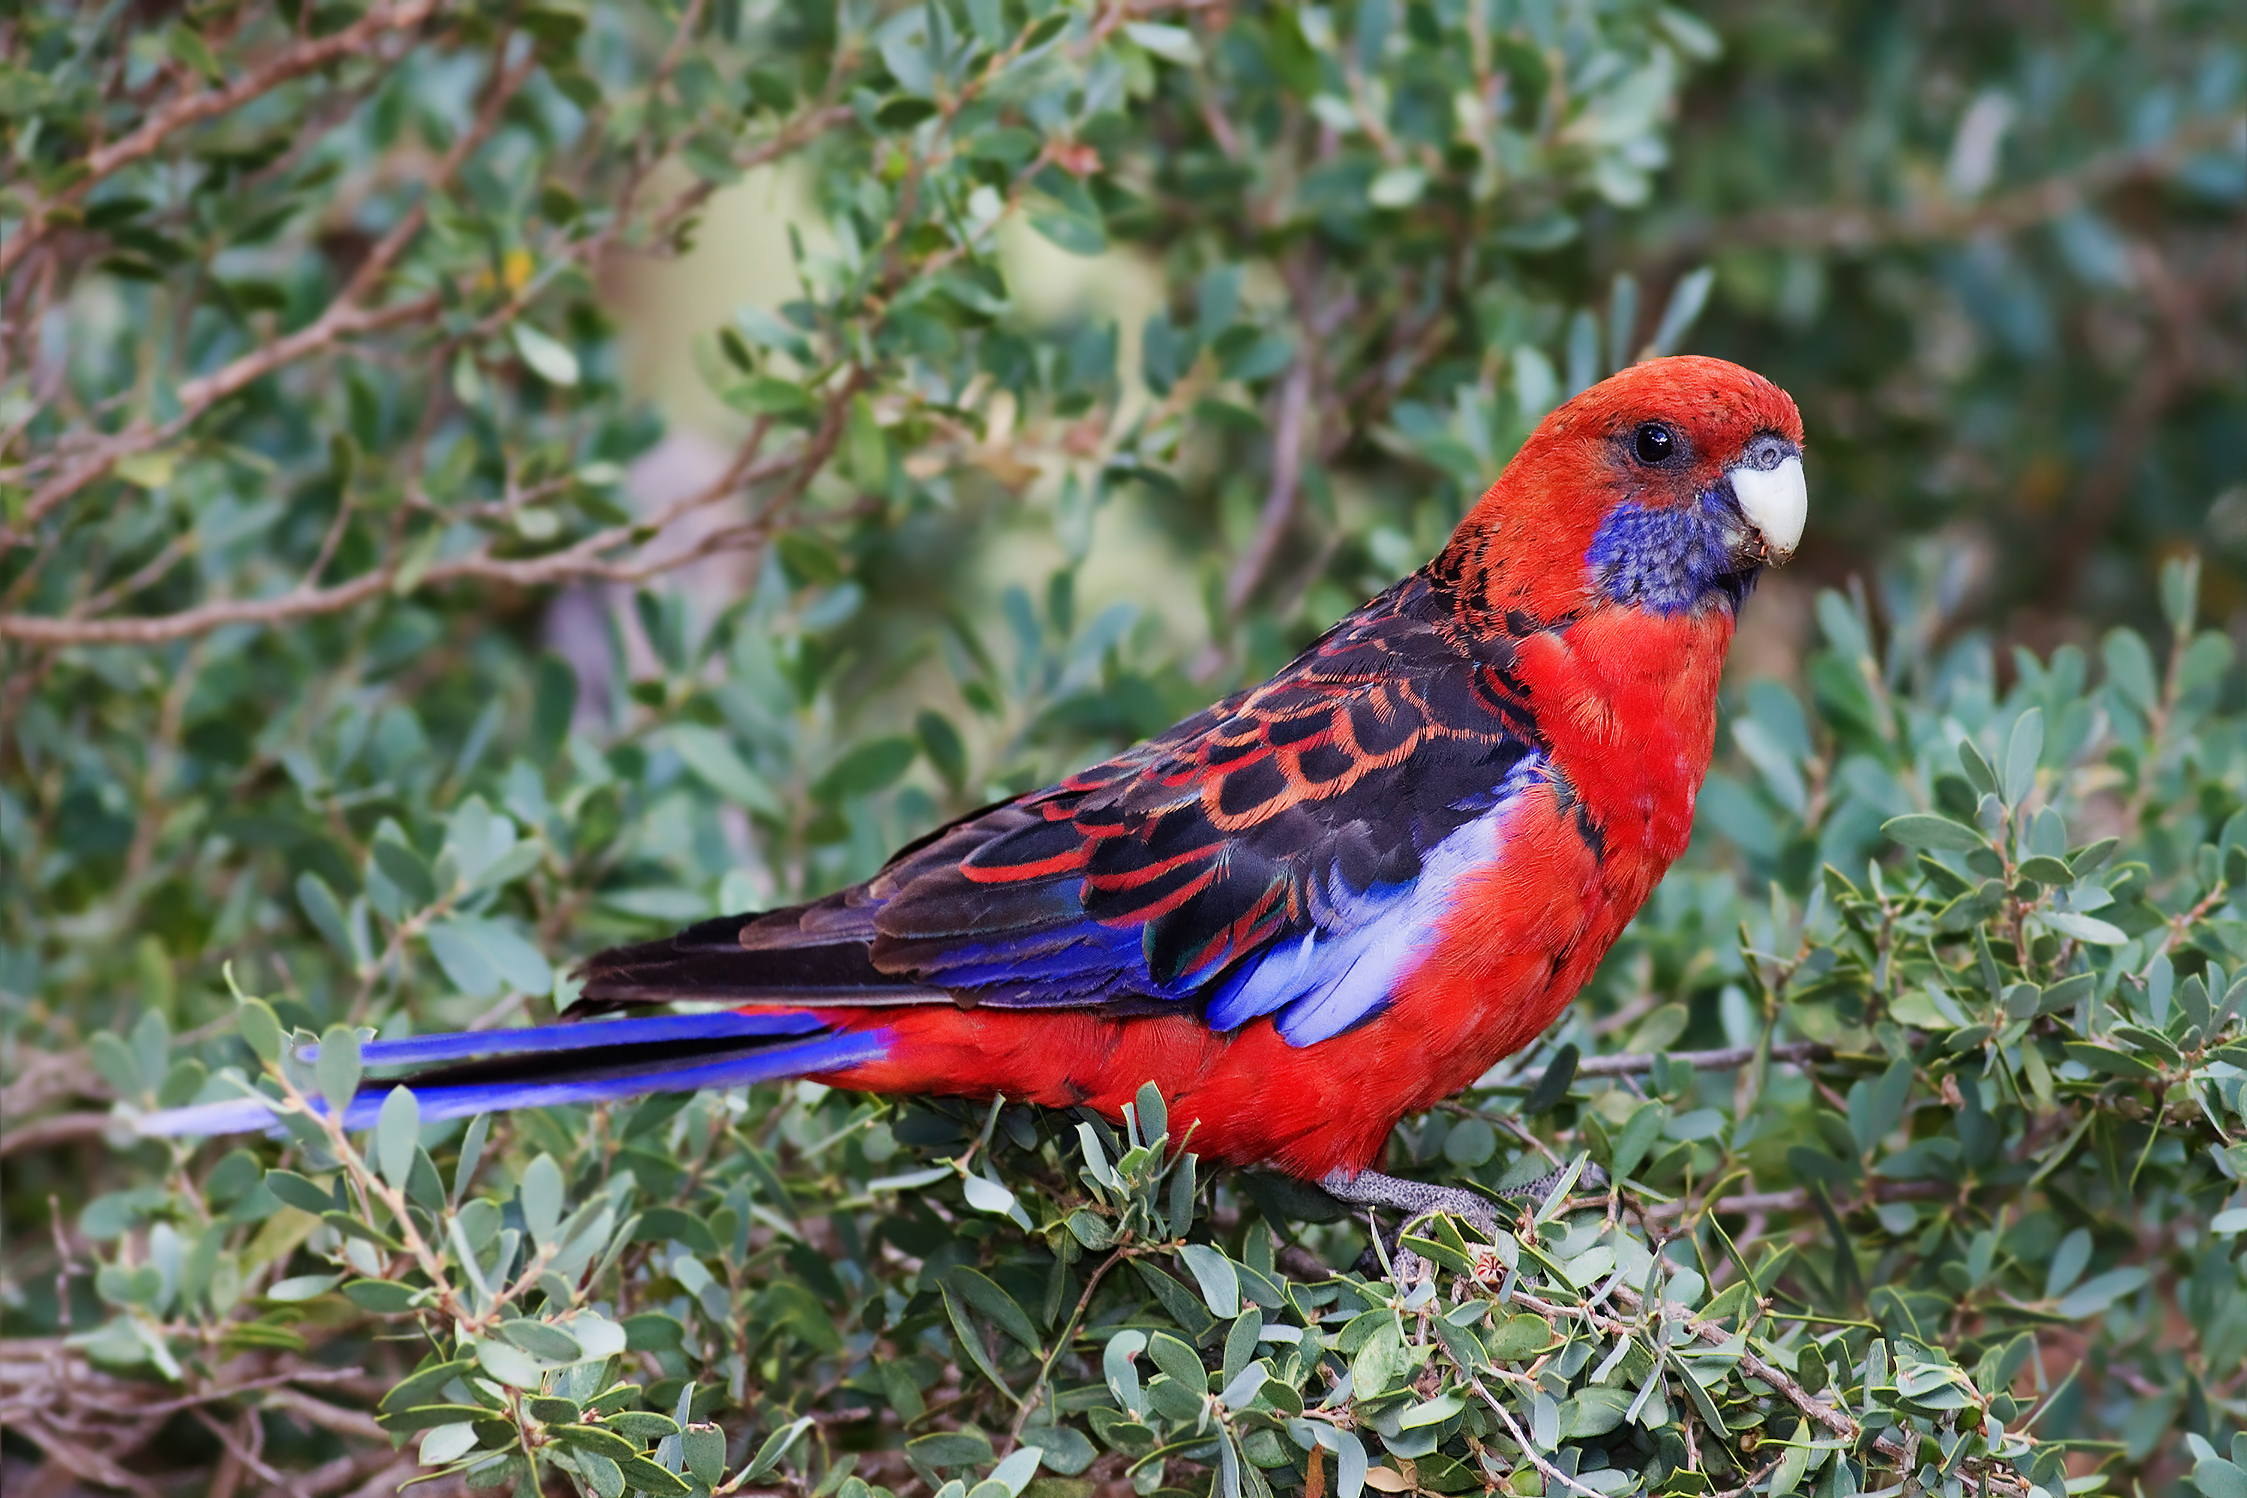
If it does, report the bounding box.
[1632,423,1675,464]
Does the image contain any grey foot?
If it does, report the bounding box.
[1500,1159,1611,1212]
[1319,1168,1501,1281]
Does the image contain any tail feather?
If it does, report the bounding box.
[136,1010,892,1138]
[316,1009,827,1068]
[572,914,942,1010]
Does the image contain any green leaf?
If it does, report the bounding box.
[520,1153,563,1249]
[1178,1244,1242,1318]
[315,1025,361,1117]
[1609,1100,1666,1182]
[2063,1042,2158,1079]
[940,1265,1041,1353]
[2194,1459,2247,1498]
[474,1337,548,1389]
[915,710,968,790]
[911,1430,996,1469]
[725,375,819,419]
[1485,1314,1557,1361]
[1524,1044,1579,1113]
[530,653,577,760]
[499,1318,583,1362]
[634,1207,721,1255]
[376,1086,419,1191]
[297,873,359,964]
[961,1171,1024,1220]
[616,1453,693,1497]
[741,1417,814,1482]
[623,1311,687,1351]
[1648,266,1716,355]
[1123,21,1202,63]
[345,1278,422,1312]
[2055,1266,2148,1319]
[812,736,918,802]
[1368,167,1428,208]
[2103,628,2158,712]
[372,838,436,906]
[551,1423,640,1460]
[379,1402,490,1432]
[512,323,581,387]
[2005,708,2045,805]
[1027,210,1106,256]
[426,917,552,999]
[115,449,178,488]
[609,1411,679,1439]
[681,1423,727,1489]
[2042,911,2129,946]
[264,1169,334,1214]
[88,1031,143,1099]
[1444,1117,1498,1167]
[1133,1080,1169,1144]
[268,1273,342,1301]
[238,997,284,1065]
[379,1358,478,1413]
[2161,554,2201,636]
[669,725,784,816]
[1883,813,1985,851]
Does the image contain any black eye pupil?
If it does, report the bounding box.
[1633,423,1674,464]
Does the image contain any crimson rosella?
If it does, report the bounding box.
[148,355,1807,1225]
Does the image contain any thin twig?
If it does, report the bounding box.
[1225,353,1314,612]
[1576,1041,1835,1078]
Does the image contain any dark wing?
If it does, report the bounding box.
[580,572,1544,1042]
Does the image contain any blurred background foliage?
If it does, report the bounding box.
[1,1,2243,1497]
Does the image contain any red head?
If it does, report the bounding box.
[1434,355,1806,624]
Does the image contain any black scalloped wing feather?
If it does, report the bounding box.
[577,573,1541,1017]
[861,573,1540,1003]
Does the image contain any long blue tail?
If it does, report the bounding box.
[137,1009,891,1136]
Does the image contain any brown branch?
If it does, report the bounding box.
[1224,351,1314,613]
[4,1414,164,1498]
[2042,244,2238,606]
[0,0,441,282]
[1712,116,2239,255]
[0,402,847,644]
[5,293,442,548]
[259,1387,386,1442]
[0,1051,112,1119]
[3,39,533,549]
[1641,1178,1950,1222]
[1576,1040,1835,1078]
[0,1112,119,1157]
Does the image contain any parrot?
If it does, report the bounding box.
[145,354,1807,1231]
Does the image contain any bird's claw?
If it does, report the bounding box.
[1322,1167,1502,1283]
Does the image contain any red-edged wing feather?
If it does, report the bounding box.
[579,571,1544,1032]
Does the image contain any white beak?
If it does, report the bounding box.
[1730,453,1807,563]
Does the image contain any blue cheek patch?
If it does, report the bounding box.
[1584,495,1742,614]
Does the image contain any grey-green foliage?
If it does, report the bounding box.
[45,561,2247,1498]
[3,3,2245,1498]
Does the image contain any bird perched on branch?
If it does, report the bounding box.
[148,355,1806,1229]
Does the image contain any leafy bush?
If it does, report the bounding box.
[2,4,2243,1498]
